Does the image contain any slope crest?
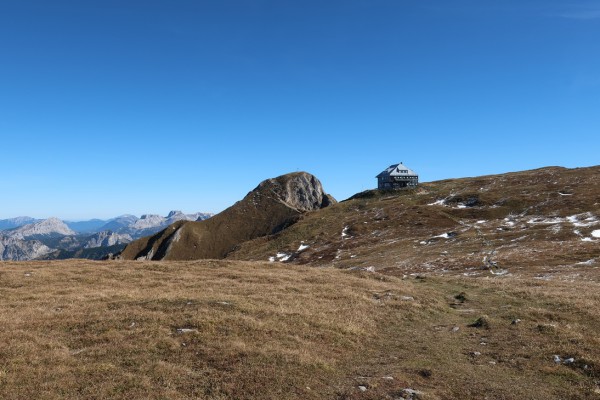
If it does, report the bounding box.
[120,172,335,261]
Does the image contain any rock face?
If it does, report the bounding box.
[9,217,76,239]
[0,235,52,261]
[256,173,334,212]
[99,211,213,238]
[99,215,140,233]
[0,211,213,261]
[84,231,133,249]
[120,172,335,261]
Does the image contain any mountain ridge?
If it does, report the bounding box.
[120,172,336,261]
[120,165,600,273]
[0,211,213,261]
[226,165,600,276]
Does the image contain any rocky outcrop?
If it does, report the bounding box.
[99,211,213,238]
[84,231,133,248]
[120,172,335,261]
[0,235,52,261]
[8,217,76,239]
[255,173,335,212]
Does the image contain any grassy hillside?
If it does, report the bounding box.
[0,260,599,399]
[229,166,600,278]
[120,172,334,261]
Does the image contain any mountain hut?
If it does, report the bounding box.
[376,163,418,190]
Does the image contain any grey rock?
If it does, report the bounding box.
[553,355,562,363]
[0,235,52,261]
[84,231,133,248]
[256,172,336,212]
[8,217,75,238]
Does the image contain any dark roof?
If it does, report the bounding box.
[376,163,418,178]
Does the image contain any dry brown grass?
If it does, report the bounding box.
[230,166,600,281]
[1,260,599,399]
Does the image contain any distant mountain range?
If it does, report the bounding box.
[0,211,212,261]
[0,216,39,231]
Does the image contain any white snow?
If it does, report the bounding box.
[427,199,446,206]
[476,220,486,224]
[268,256,275,262]
[567,214,599,227]
[527,217,564,225]
[554,355,562,363]
[176,328,198,334]
[490,269,509,276]
[434,233,453,239]
[503,217,516,227]
[276,252,291,261]
[592,230,600,238]
[581,237,593,242]
[455,203,467,209]
[577,259,595,266]
[297,243,310,251]
[511,235,528,242]
[558,192,573,196]
[341,226,350,238]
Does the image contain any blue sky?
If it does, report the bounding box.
[1,0,598,220]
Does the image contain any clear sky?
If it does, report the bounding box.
[1,0,598,220]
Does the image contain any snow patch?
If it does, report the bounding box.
[527,217,563,225]
[567,214,598,227]
[276,252,291,261]
[577,259,595,266]
[341,226,350,239]
[592,230,600,238]
[176,328,198,334]
[297,243,310,251]
[434,232,456,239]
[427,199,446,206]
